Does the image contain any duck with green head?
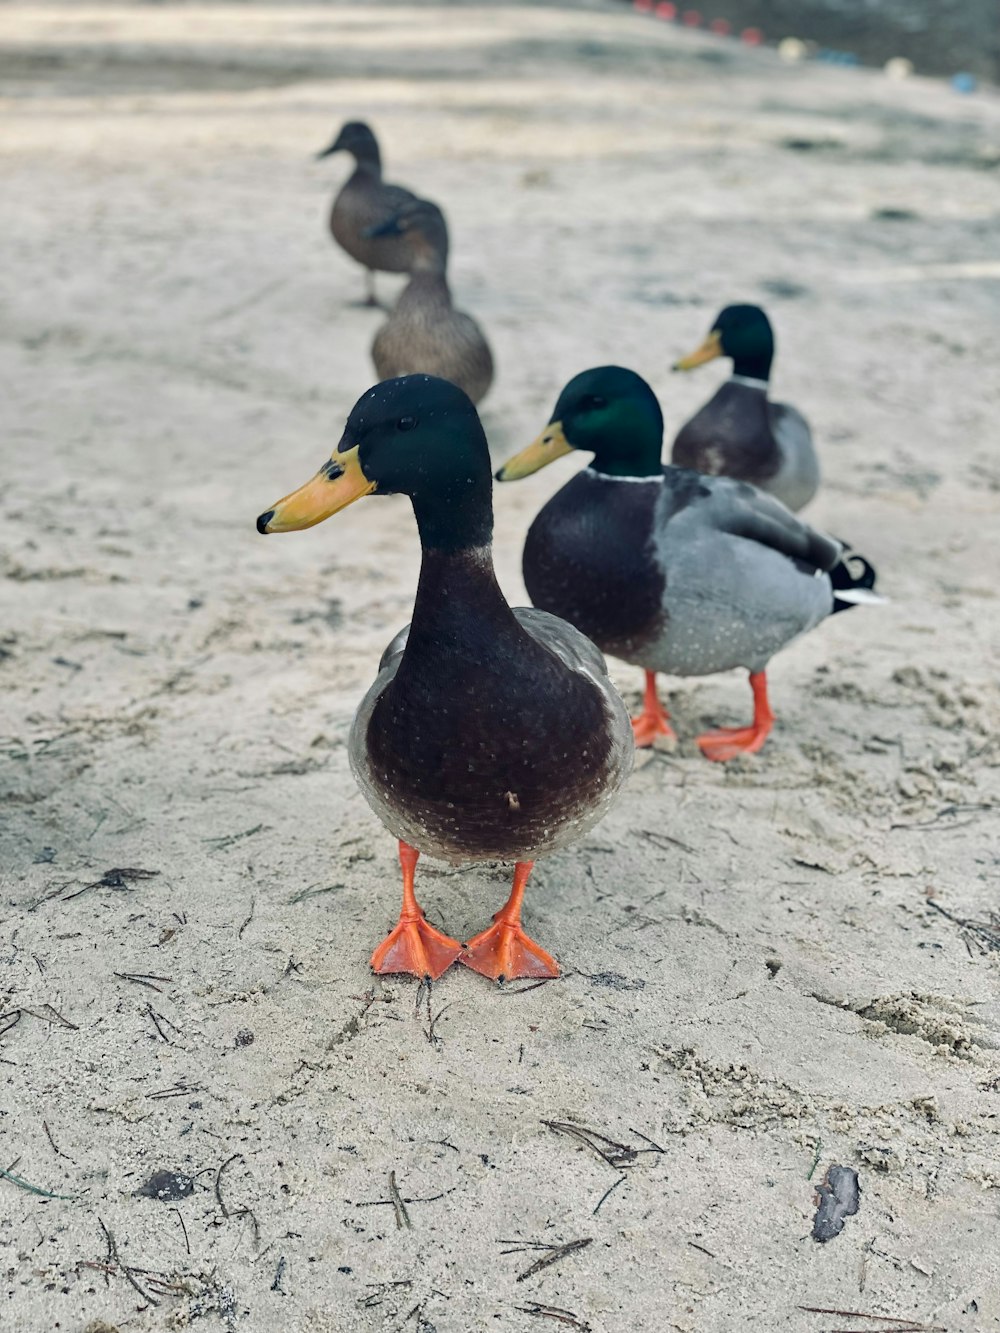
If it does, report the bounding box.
[257,376,632,982]
[672,304,820,512]
[497,366,879,760]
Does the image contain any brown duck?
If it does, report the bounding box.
[317,120,421,306]
[366,199,494,405]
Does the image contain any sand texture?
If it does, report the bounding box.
[3,3,1000,1330]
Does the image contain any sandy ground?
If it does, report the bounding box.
[3,3,1000,1330]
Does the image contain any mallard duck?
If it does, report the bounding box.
[364,199,494,405]
[672,304,820,512]
[257,375,632,981]
[496,366,879,761]
[317,120,421,306]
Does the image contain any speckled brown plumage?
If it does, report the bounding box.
[367,200,494,404]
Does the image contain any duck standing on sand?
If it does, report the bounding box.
[317,120,420,306]
[496,366,879,761]
[672,304,820,512]
[365,199,494,405]
[257,376,632,981]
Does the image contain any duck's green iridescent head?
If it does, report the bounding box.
[674,304,775,381]
[257,375,493,551]
[496,366,664,481]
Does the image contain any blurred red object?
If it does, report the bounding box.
[741,26,763,44]
[710,17,731,35]
[654,2,677,19]
[682,9,702,26]
[634,0,655,11]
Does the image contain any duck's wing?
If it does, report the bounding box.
[513,607,611,682]
[377,181,422,215]
[769,401,812,456]
[767,401,820,510]
[378,624,411,674]
[676,471,840,572]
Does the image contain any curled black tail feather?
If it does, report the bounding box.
[829,539,879,615]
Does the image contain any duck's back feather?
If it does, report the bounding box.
[523,465,841,679]
[371,274,494,404]
[331,170,418,274]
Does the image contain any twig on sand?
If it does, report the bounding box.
[203,824,268,851]
[509,1237,593,1283]
[500,978,554,995]
[516,1302,592,1331]
[170,1206,191,1255]
[542,1120,662,1170]
[425,1001,455,1046]
[98,1217,158,1306]
[43,1121,75,1163]
[891,802,994,832]
[114,971,173,993]
[356,1175,454,1223]
[145,1003,174,1044]
[214,1153,243,1218]
[0,1010,21,1040]
[63,867,159,901]
[20,1003,78,1030]
[214,1152,260,1242]
[388,1170,413,1231]
[799,1306,946,1332]
[542,1120,636,1169]
[925,898,1000,955]
[237,897,256,940]
[592,1175,626,1215]
[807,1141,824,1180]
[637,828,696,855]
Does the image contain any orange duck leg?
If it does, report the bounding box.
[631,670,676,748]
[370,841,463,980]
[460,861,559,982]
[697,670,775,762]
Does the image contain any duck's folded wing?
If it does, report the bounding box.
[514,607,610,682]
[706,477,841,571]
[378,623,411,674]
[381,182,421,211]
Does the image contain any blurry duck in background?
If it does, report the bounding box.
[257,376,632,982]
[365,200,494,405]
[317,120,421,306]
[497,366,880,761]
[672,304,820,512]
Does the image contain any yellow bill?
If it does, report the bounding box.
[495,421,573,482]
[257,444,375,534]
[673,329,723,371]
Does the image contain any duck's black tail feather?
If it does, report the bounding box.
[829,540,882,615]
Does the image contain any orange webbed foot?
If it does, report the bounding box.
[460,919,559,982]
[696,670,774,763]
[459,861,559,983]
[370,914,463,981]
[631,710,676,749]
[696,724,770,763]
[631,669,675,749]
[370,840,463,980]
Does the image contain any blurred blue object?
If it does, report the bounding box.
[951,72,977,94]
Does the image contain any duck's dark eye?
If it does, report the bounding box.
[584,395,606,411]
[397,415,417,432]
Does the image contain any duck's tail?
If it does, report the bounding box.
[829,542,884,615]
